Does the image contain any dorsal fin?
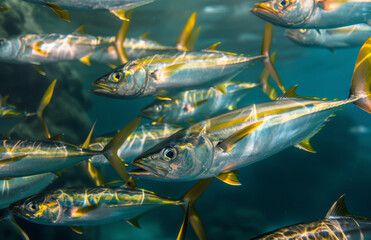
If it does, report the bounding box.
[140,32,149,39]
[176,12,198,51]
[1,95,9,105]
[49,134,64,141]
[276,85,298,100]
[187,26,201,51]
[82,122,96,149]
[74,25,86,34]
[205,42,221,51]
[325,195,350,219]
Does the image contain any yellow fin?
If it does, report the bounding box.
[259,51,278,100]
[80,160,106,186]
[48,134,63,141]
[156,116,164,123]
[177,205,189,240]
[187,26,201,51]
[79,54,91,66]
[70,226,83,234]
[156,95,172,101]
[9,214,30,240]
[276,85,298,99]
[176,11,198,51]
[205,42,221,51]
[107,62,117,69]
[74,25,86,34]
[0,6,10,12]
[115,11,133,64]
[295,139,316,153]
[37,79,57,139]
[126,216,141,229]
[216,170,241,186]
[82,122,96,149]
[216,84,227,95]
[140,32,149,39]
[111,9,128,21]
[72,204,100,218]
[218,121,264,152]
[31,64,46,76]
[227,104,237,111]
[152,63,186,80]
[192,99,208,107]
[45,2,70,22]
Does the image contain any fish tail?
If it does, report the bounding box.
[37,79,57,139]
[0,210,29,240]
[261,23,285,94]
[349,37,371,114]
[177,178,213,240]
[258,51,279,100]
[103,117,141,187]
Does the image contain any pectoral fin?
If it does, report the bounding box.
[216,84,227,95]
[71,204,100,218]
[295,139,316,153]
[70,226,83,234]
[45,3,70,22]
[79,54,92,66]
[0,155,28,165]
[126,217,141,229]
[31,64,46,76]
[152,63,186,80]
[156,95,172,101]
[216,171,241,186]
[217,121,264,152]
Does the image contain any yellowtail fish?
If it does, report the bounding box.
[140,54,279,125]
[252,195,371,239]
[0,80,56,137]
[9,178,213,239]
[91,23,284,98]
[0,117,141,190]
[88,123,181,167]
[0,173,57,209]
[21,0,157,21]
[129,37,371,184]
[250,0,371,29]
[285,24,371,51]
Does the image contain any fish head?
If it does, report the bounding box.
[0,38,17,60]
[131,127,214,181]
[141,100,172,122]
[91,61,148,98]
[284,28,320,45]
[10,191,61,225]
[250,0,314,27]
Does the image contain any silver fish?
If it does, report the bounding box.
[285,24,371,50]
[129,37,371,183]
[0,173,57,209]
[252,195,371,240]
[250,0,371,29]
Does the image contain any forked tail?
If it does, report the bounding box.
[350,37,371,113]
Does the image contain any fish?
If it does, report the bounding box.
[88,122,181,167]
[129,37,371,184]
[0,116,142,189]
[91,23,285,98]
[285,24,371,51]
[21,0,157,21]
[252,195,371,239]
[250,0,371,29]
[9,178,213,239]
[140,53,279,125]
[0,80,56,137]
[0,173,57,209]
[0,30,112,66]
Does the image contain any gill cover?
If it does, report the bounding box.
[132,128,214,180]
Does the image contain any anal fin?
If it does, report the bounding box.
[70,226,83,234]
[295,139,316,153]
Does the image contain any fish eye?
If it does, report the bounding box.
[26,202,39,213]
[299,29,307,33]
[154,104,162,112]
[161,147,177,161]
[110,72,123,82]
[279,0,288,6]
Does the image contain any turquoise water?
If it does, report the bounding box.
[0,0,370,239]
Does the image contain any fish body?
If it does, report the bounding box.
[0,139,100,178]
[141,82,258,125]
[89,123,181,166]
[9,186,181,225]
[252,195,371,240]
[0,173,57,209]
[22,0,155,11]
[90,37,178,63]
[285,24,371,49]
[0,33,111,64]
[92,50,263,98]
[250,0,371,29]
[132,95,357,181]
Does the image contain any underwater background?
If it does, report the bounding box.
[0,0,370,239]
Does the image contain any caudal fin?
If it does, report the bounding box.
[178,178,213,240]
[349,37,371,113]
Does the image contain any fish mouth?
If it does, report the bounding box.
[250,2,282,20]
[130,159,169,177]
[90,81,117,96]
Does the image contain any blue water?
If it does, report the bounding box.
[0,0,371,239]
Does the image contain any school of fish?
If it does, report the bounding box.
[0,0,370,239]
